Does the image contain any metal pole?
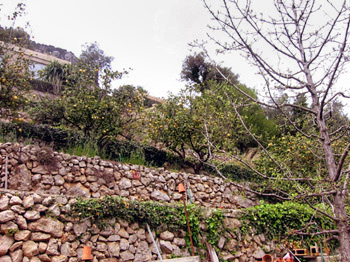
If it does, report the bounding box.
[4,155,8,189]
[146,223,162,260]
[182,194,195,256]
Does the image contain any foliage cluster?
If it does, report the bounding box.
[241,201,336,248]
[147,83,277,173]
[71,195,224,247]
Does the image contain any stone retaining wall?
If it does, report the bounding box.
[0,143,272,261]
[0,143,258,210]
[0,190,269,262]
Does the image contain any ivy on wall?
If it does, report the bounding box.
[240,201,337,249]
[71,195,224,247]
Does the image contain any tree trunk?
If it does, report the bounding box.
[334,192,350,262]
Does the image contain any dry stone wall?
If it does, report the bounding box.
[0,190,268,262]
[0,143,258,209]
[0,143,272,261]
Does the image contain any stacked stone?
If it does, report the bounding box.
[0,142,271,261]
[0,191,192,262]
[0,143,258,210]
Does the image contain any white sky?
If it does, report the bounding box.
[1,0,348,103]
[0,0,262,98]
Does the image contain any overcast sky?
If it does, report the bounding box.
[0,1,206,97]
[2,0,348,102]
[0,0,265,98]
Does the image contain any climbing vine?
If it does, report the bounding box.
[240,201,337,248]
[71,195,224,247]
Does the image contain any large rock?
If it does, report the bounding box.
[119,177,132,189]
[14,230,31,241]
[22,196,35,209]
[232,195,255,208]
[73,221,91,236]
[65,183,91,198]
[107,242,120,257]
[160,231,174,241]
[159,240,173,254]
[22,240,39,258]
[120,250,134,261]
[28,217,64,237]
[46,238,59,255]
[151,190,170,202]
[8,164,32,190]
[0,210,15,223]
[120,238,130,250]
[10,249,23,262]
[0,255,12,262]
[134,240,152,262]
[0,235,14,256]
[0,196,9,210]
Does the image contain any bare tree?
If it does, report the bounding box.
[201,0,350,260]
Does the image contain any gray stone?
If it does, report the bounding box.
[31,232,51,241]
[42,175,54,184]
[39,242,48,253]
[0,210,15,223]
[119,177,132,189]
[42,196,55,206]
[46,238,59,255]
[51,255,68,262]
[120,250,135,261]
[8,164,32,191]
[10,249,23,262]
[48,204,61,217]
[173,237,186,247]
[0,235,14,256]
[16,216,27,229]
[10,196,22,205]
[136,228,146,240]
[134,240,152,262]
[0,255,12,262]
[100,224,114,237]
[129,234,138,244]
[118,228,129,238]
[159,240,173,254]
[160,231,174,241]
[14,230,31,241]
[1,221,18,235]
[66,183,91,198]
[24,210,41,220]
[38,254,51,262]
[233,195,255,208]
[73,221,91,236]
[10,241,23,252]
[151,190,170,202]
[0,196,9,210]
[140,176,151,186]
[120,238,130,250]
[22,240,39,258]
[22,196,35,209]
[54,175,65,185]
[11,205,25,214]
[60,242,72,256]
[224,218,242,229]
[218,236,226,249]
[107,235,120,241]
[107,242,120,257]
[28,217,64,237]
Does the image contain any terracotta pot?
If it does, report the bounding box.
[82,246,93,260]
[262,254,273,262]
[178,183,185,193]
